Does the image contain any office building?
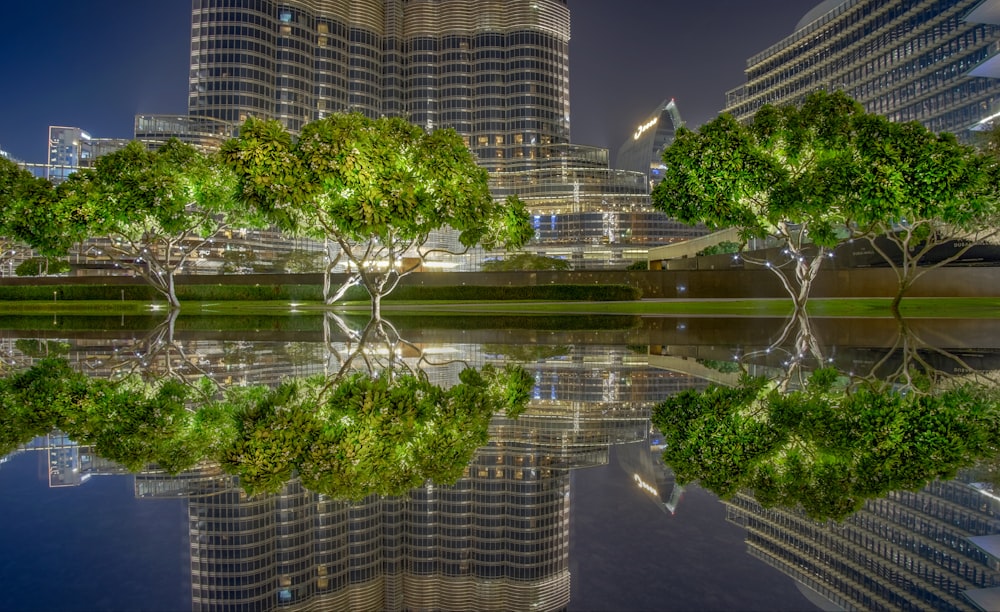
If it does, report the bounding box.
[134,114,235,153]
[723,0,1000,139]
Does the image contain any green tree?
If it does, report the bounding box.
[848,117,1000,315]
[652,91,867,314]
[482,253,571,271]
[57,139,254,308]
[14,257,70,277]
[0,157,78,272]
[222,114,533,318]
[652,369,1000,521]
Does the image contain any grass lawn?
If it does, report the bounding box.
[0,297,995,318]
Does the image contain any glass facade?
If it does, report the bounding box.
[188,0,571,169]
[723,0,1000,139]
[134,114,236,153]
[615,98,686,189]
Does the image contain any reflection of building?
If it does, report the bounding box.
[19,431,131,488]
[614,440,685,515]
[178,457,570,611]
[725,477,1000,610]
[8,332,710,611]
[723,0,1000,140]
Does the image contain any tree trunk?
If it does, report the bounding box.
[166,270,181,309]
[371,291,382,322]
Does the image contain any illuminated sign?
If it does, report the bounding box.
[633,117,659,140]
[634,474,658,496]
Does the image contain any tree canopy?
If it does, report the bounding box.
[0,157,77,263]
[652,368,1000,521]
[848,116,1000,313]
[653,91,868,310]
[222,114,533,316]
[56,139,251,308]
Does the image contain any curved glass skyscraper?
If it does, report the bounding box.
[723,0,1000,139]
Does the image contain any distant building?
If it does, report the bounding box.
[723,0,1000,139]
[615,98,686,189]
[133,114,235,153]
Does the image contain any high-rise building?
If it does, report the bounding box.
[723,0,1000,139]
[189,0,571,173]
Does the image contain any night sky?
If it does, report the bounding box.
[0,0,812,164]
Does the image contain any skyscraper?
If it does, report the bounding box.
[189,0,570,173]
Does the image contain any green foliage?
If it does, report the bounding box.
[482,253,571,271]
[55,139,257,307]
[652,368,1000,521]
[222,114,533,305]
[0,358,534,500]
[696,241,741,257]
[626,260,648,270]
[0,157,75,257]
[651,91,871,307]
[14,257,70,277]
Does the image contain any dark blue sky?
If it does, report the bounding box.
[0,0,809,163]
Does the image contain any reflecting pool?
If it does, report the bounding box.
[1,312,999,611]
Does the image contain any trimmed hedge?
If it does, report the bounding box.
[0,284,321,302]
[0,283,641,302]
[344,284,642,302]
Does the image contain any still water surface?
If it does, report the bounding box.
[0,313,997,611]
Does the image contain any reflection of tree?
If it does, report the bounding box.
[859,317,1000,391]
[94,309,217,385]
[740,308,826,392]
[652,368,1000,521]
[0,356,532,500]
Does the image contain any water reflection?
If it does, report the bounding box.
[2,314,1000,610]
